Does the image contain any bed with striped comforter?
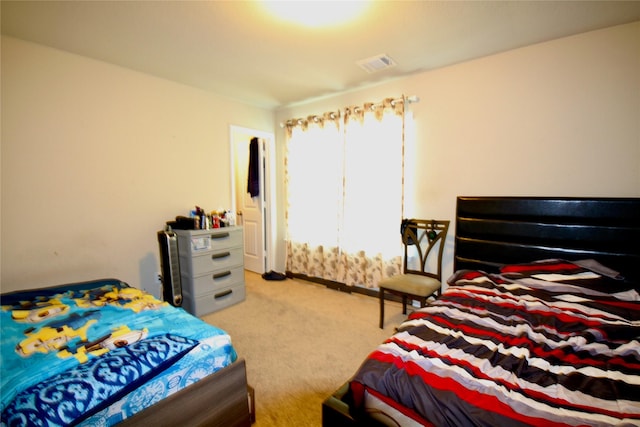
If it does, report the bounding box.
[349,260,640,426]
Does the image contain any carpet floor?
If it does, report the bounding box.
[201,271,407,427]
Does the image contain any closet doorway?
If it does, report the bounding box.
[230,125,275,274]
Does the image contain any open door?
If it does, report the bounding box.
[230,126,274,274]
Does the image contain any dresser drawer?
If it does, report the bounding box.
[177,228,243,255]
[207,228,243,251]
[184,284,246,317]
[182,247,243,276]
[186,266,244,297]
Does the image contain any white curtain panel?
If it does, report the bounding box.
[285,98,410,288]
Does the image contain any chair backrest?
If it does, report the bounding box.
[402,219,450,280]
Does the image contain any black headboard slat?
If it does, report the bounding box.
[456,197,639,222]
[454,197,640,284]
[457,219,638,252]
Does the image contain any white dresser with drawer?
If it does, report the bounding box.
[174,227,245,316]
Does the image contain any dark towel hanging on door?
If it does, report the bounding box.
[247,137,260,197]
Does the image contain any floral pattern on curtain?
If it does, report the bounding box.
[284,98,407,289]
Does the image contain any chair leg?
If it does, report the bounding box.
[379,288,385,329]
[402,295,407,315]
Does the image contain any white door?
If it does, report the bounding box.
[230,126,272,274]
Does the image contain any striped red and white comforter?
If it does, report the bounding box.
[349,260,640,426]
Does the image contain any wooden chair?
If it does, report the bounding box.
[379,219,450,328]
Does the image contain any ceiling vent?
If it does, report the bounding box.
[356,54,397,73]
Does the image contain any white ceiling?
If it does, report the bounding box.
[2,1,640,109]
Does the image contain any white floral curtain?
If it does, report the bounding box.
[285,97,408,289]
[285,112,343,281]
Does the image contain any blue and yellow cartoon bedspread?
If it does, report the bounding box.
[0,279,236,426]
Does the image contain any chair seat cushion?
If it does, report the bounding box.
[379,274,441,297]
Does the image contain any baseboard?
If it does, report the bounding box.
[286,272,404,303]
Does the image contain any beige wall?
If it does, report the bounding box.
[1,36,274,292]
[2,22,639,293]
[274,21,640,280]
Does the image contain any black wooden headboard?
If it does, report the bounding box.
[454,197,640,284]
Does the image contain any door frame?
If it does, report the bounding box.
[229,125,276,273]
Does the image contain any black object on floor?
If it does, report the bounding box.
[262,271,287,281]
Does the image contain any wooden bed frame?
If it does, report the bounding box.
[120,358,252,427]
[322,196,640,426]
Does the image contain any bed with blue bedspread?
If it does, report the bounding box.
[1,278,250,427]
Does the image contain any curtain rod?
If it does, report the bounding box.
[279,94,419,128]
